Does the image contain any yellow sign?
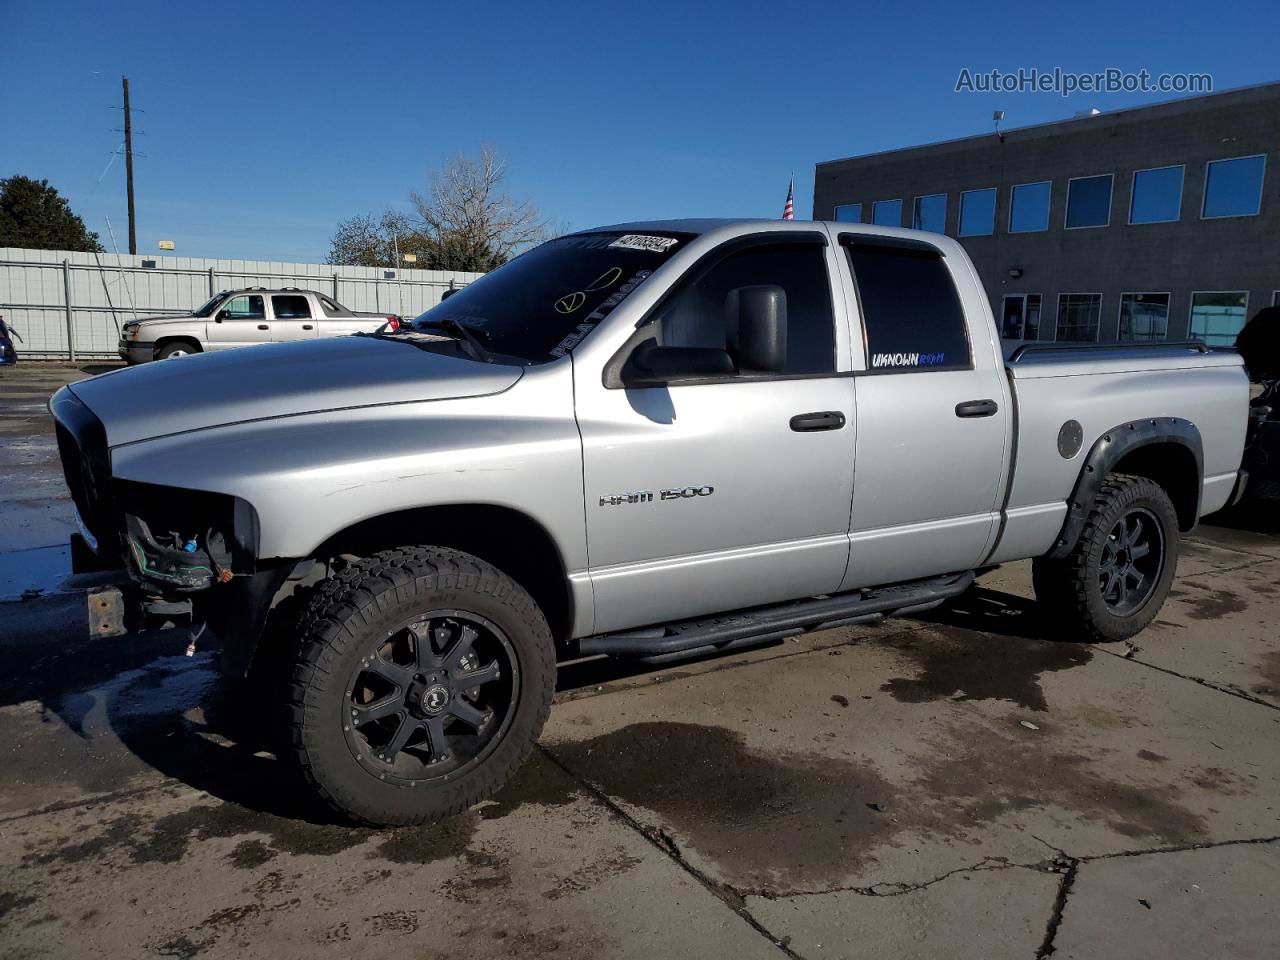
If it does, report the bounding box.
[402,253,417,263]
[158,240,175,250]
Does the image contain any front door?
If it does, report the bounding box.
[836,235,1010,588]
[270,294,318,342]
[206,294,270,349]
[576,236,856,635]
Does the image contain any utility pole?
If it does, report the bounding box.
[122,75,137,254]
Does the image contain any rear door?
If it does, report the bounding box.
[269,294,318,342]
[835,233,1010,588]
[206,294,269,349]
[576,234,857,634]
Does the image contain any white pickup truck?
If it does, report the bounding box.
[55,219,1249,826]
[118,287,399,363]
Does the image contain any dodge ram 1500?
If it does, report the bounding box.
[52,219,1249,825]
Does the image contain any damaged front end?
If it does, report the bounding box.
[117,482,258,591]
[51,386,261,641]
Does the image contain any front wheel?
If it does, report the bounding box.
[1032,474,1179,643]
[156,340,199,360]
[286,547,555,825]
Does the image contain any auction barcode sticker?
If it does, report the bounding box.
[609,234,679,253]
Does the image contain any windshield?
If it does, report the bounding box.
[411,231,691,363]
[192,293,228,318]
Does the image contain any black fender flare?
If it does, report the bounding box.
[1048,417,1203,559]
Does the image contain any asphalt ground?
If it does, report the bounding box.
[0,361,1277,959]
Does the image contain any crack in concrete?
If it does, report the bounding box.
[1184,537,1279,564]
[1033,835,1278,958]
[1035,856,1080,959]
[536,743,807,960]
[1096,644,1280,712]
[1082,833,1280,862]
[732,857,1052,901]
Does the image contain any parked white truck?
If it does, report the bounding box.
[118,287,399,363]
[54,219,1249,826]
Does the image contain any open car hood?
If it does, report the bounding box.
[70,335,523,446]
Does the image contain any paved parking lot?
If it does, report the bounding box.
[0,363,1277,959]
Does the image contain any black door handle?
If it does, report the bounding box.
[790,411,846,432]
[955,399,999,418]
[257,324,269,330]
[302,324,313,330]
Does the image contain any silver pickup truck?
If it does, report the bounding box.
[52,219,1249,826]
[118,287,398,363]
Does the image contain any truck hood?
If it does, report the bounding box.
[133,315,197,326]
[70,335,523,446]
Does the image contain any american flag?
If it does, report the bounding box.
[781,176,794,220]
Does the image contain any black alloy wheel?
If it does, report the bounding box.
[343,610,517,784]
[1097,507,1165,617]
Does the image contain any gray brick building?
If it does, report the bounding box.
[813,83,1279,345]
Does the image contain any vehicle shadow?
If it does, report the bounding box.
[0,604,337,822]
[0,582,1080,824]
[913,585,1058,642]
[1200,499,1280,537]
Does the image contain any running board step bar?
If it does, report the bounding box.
[578,571,975,664]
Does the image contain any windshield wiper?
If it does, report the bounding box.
[416,319,494,364]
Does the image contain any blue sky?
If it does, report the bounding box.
[2,0,1276,263]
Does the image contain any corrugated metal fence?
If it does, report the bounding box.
[0,247,484,359]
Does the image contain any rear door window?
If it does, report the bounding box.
[844,240,971,372]
[272,295,312,319]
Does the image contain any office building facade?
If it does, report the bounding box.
[813,84,1278,344]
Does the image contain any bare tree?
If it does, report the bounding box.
[407,145,548,272]
[326,210,430,267]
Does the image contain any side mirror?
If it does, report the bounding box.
[622,340,736,387]
[726,284,787,373]
[214,311,225,323]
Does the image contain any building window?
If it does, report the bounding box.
[1189,291,1249,346]
[1129,166,1184,224]
[1202,155,1266,219]
[958,188,996,236]
[911,194,947,233]
[1118,293,1170,341]
[845,242,971,372]
[1065,174,1113,229]
[1001,293,1042,340]
[1009,181,1051,233]
[834,203,862,223]
[872,199,903,227]
[1056,293,1102,341]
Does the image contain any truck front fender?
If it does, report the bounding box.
[1048,417,1203,559]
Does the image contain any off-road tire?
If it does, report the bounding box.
[286,546,554,825]
[1032,474,1179,643]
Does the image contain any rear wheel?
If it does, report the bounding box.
[1032,474,1179,642]
[287,547,554,825]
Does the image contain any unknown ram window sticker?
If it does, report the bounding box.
[608,234,680,253]
[549,270,653,357]
[870,351,947,368]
